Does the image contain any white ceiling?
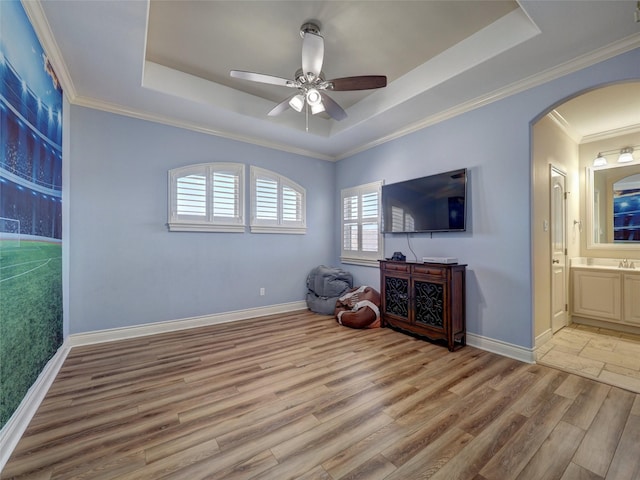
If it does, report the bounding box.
[24,0,640,160]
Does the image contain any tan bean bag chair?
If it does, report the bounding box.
[334,286,381,329]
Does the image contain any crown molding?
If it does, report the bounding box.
[72,95,337,162]
[545,112,640,146]
[546,109,583,143]
[336,32,640,160]
[581,123,640,144]
[23,0,640,162]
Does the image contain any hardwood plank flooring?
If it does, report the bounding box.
[3,311,640,479]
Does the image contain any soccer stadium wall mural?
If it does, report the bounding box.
[0,0,63,428]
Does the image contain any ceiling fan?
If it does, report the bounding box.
[230,22,387,123]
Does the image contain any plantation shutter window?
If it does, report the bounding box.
[212,171,240,219]
[176,174,206,217]
[255,177,278,221]
[343,193,359,253]
[168,163,245,232]
[250,166,306,234]
[341,181,383,266]
[283,186,303,223]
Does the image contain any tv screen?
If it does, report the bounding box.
[381,168,467,233]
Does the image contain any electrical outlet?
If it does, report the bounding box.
[260,287,265,296]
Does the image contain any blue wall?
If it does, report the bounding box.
[337,47,640,349]
[67,48,640,348]
[67,107,336,334]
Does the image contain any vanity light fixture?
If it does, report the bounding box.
[593,153,607,167]
[593,144,640,166]
[618,146,634,163]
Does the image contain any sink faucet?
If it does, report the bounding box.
[619,259,636,269]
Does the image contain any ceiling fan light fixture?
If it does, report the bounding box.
[593,153,607,167]
[289,94,305,113]
[618,147,634,163]
[310,102,325,115]
[230,21,386,126]
[306,88,322,106]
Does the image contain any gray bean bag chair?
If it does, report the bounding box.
[306,265,353,315]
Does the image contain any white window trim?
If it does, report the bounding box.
[341,180,383,267]
[250,166,306,234]
[168,162,245,233]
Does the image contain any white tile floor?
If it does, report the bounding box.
[537,323,640,393]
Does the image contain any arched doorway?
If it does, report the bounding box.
[531,82,640,392]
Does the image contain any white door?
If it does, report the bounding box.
[551,166,568,333]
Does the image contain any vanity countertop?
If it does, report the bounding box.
[571,257,640,272]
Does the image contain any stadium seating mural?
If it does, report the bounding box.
[0,0,63,428]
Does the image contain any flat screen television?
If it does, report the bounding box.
[381,168,467,233]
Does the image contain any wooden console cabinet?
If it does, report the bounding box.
[379,260,466,351]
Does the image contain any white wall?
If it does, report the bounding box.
[67,106,336,334]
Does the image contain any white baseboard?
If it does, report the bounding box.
[68,301,308,347]
[467,332,535,364]
[535,329,553,349]
[533,329,554,362]
[571,315,640,335]
[0,343,71,473]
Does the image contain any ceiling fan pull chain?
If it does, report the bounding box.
[306,102,309,132]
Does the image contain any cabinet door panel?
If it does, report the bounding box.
[572,270,621,321]
[414,280,444,329]
[384,276,410,320]
[623,274,640,325]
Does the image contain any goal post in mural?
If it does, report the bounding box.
[0,217,21,248]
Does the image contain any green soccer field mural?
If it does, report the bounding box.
[0,0,63,428]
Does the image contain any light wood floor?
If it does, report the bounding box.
[538,323,640,394]
[3,311,640,480]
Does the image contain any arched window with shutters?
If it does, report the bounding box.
[250,166,306,234]
[168,162,245,232]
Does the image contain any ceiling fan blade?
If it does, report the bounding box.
[319,92,347,121]
[267,95,297,116]
[230,70,296,88]
[301,31,324,81]
[327,75,387,91]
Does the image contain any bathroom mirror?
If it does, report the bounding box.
[587,163,640,250]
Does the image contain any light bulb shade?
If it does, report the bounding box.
[310,102,325,115]
[289,94,305,113]
[618,147,634,163]
[593,154,607,167]
[306,88,322,106]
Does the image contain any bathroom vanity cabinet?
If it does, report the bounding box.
[572,267,640,327]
